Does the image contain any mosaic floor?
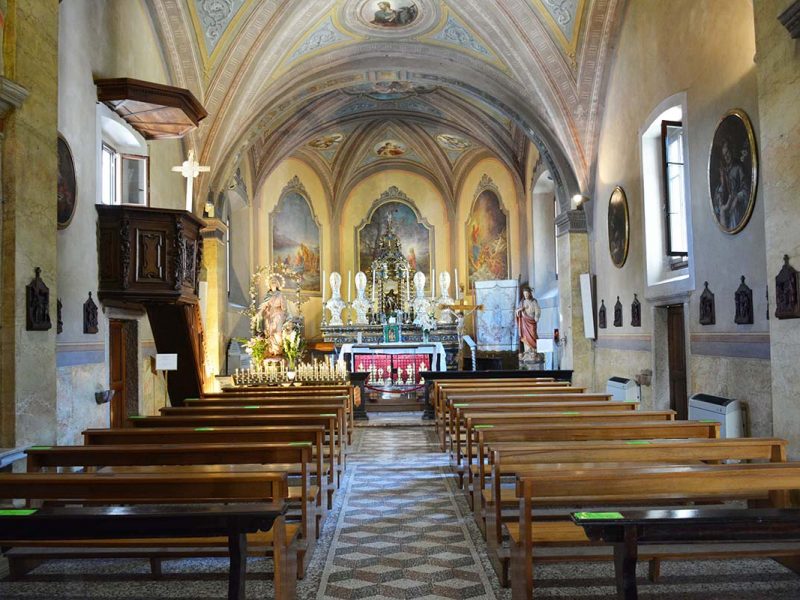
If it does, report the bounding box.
[1,427,800,599]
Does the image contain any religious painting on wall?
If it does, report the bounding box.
[709,109,758,234]
[357,193,432,279]
[436,133,471,151]
[467,177,509,283]
[474,279,518,352]
[269,177,321,293]
[374,139,407,157]
[608,186,629,268]
[307,133,344,150]
[57,135,77,230]
[363,1,419,28]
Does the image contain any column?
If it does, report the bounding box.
[200,218,229,390]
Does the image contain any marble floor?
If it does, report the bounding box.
[1,427,800,599]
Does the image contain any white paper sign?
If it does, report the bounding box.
[536,338,554,353]
[155,353,178,371]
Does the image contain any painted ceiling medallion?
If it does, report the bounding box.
[367,1,419,28]
[374,139,407,157]
[307,133,344,150]
[342,0,439,38]
[342,81,438,101]
[436,133,471,151]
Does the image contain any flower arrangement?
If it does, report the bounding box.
[282,328,306,370]
[238,335,270,365]
[415,308,438,333]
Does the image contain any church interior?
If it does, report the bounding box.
[1,0,800,598]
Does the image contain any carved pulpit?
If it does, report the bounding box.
[97,205,206,403]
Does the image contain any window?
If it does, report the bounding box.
[661,120,688,256]
[100,144,148,206]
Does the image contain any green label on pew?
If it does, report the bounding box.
[625,440,651,445]
[562,411,580,415]
[29,446,52,450]
[130,415,145,419]
[454,403,469,408]
[320,414,336,417]
[184,398,200,402]
[474,425,494,429]
[700,420,720,424]
[0,509,38,516]
[574,511,624,520]
[289,442,312,447]
[194,427,215,432]
[242,406,260,409]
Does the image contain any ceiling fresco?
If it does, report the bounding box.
[147,0,623,207]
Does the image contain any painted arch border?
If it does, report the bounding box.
[268,175,323,295]
[354,186,436,278]
[465,174,512,283]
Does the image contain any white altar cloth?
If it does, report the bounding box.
[339,342,447,371]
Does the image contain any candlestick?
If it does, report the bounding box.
[322,270,326,301]
[431,268,436,299]
[348,270,352,303]
[454,268,459,300]
[372,270,376,302]
[406,270,410,303]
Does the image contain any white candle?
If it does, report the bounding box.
[406,270,410,302]
[348,271,352,303]
[372,270,376,302]
[431,268,436,299]
[454,268,459,300]
[322,270,326,301]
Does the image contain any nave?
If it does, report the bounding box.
[3,423,800,600]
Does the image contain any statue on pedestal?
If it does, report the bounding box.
[325,272,346,326]
[412,271,435,331]
[437,270,455,324]
[259,275,288,356]
[352,271,371,325]
[516,286,541,361]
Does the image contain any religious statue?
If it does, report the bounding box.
[352,271,371,325]
[735,275,753,325]
[412,271,434,330]
[258,275,288,356]
[437,270,455,324]
[516,287,540,359]
[325,272,346,326]
[699,282,716,325]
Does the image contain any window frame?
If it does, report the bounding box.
[100,143,118,205]
[119,153,150,207]
[660,119,688,258]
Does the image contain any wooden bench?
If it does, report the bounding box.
[478,437,787,585]
[573,507,800,600]
[509,462,800,600]
[25,442,322,577]
[0,471,297,600]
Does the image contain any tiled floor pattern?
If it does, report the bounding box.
[2,426,800,599]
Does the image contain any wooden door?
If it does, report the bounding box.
[667,305,688,419]
[109,319,127,428]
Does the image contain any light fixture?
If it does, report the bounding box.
[571,194,589,209]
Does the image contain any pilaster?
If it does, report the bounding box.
[200,218,229,387]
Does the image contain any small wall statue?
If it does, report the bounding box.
[613,296,623,327]
[775,255,800,319]
[352,271,371,325]
[598,299,607,329]
[734,275,753,325]
[631,293,641,327]
[699,281,716,325]
[83,292,99,334]
[26,267,52,331]
[437,270,455,324]
[325,271,346,326]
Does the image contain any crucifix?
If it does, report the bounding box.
[171,150,210,212]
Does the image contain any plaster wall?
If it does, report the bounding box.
[590,0,769,405]
[754,0,800,456]
[55,0,186,437]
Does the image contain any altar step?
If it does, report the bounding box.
[365,393,425,412]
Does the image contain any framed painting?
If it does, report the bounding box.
[708,108,758,234]
[466,178,509,283]
[356,190,432,279]
[608,186,629,268]
[57,135,77,230]
[270,177,321,293]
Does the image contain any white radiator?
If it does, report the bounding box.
[688,394,744,438]
[606,377,640,403]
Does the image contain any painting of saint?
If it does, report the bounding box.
[436,133,471,151]
[709,109,758,234]
[466,188,509,283]
[358,200,431,278]
[270,191,321,292]
[57,136,77,229]
[307,133,344,150]
[607,186,629,268]
[370,1,418,27]
[375,139,406,157]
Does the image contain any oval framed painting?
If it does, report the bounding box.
[708,108,758,234]
[57,135,77,230]
[608,186,629,268]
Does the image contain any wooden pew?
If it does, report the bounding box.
[82,425,338,508]
[478,437,788,585]
[573,507,800,600]
[0,471,297,600]
[509,462,800,600]
[128,413,345,486]
[26,442,321,577]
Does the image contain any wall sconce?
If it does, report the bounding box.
[571,194,590,210]
[95,389,115,405]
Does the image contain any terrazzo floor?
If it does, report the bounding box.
[1,427,800,599]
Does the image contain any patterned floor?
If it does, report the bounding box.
[2,427,800,599]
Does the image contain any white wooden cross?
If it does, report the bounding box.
[172,150,210,212]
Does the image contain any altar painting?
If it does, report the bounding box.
[467,188,509,283]
[270,190,321,292]
[357,200,431,277]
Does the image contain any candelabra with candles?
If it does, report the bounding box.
[233,359,348,387]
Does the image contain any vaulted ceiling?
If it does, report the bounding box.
[147,0,623,207]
